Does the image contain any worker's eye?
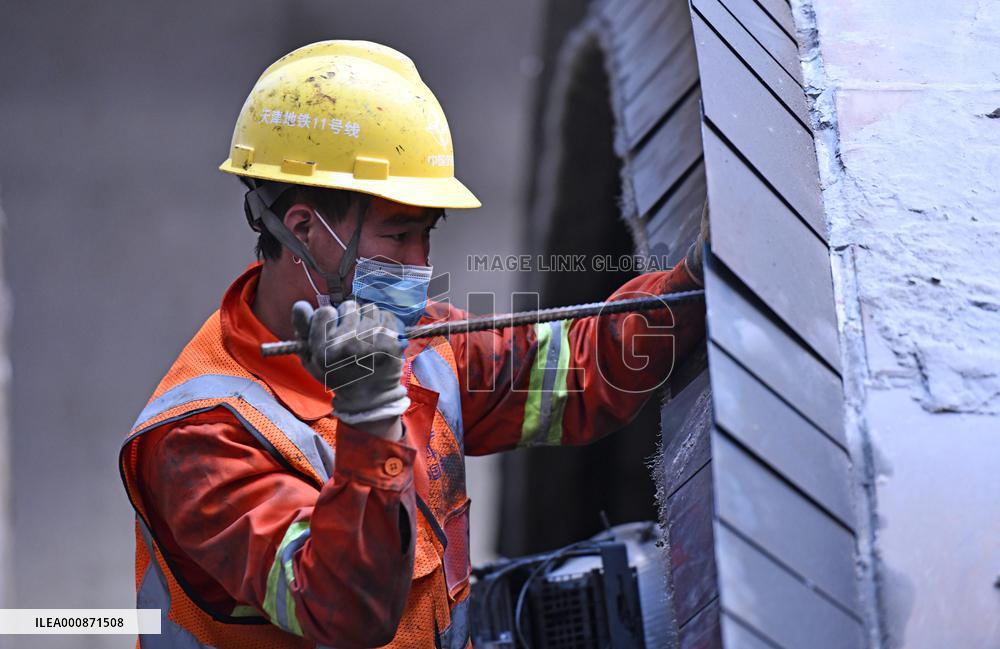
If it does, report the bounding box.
[383,232,407,242]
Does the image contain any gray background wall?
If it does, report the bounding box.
[0,2,542,646]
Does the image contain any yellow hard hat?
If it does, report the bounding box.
[219,40,480,209]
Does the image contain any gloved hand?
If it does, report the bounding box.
[684,201,711,285]
[292,300,411,427]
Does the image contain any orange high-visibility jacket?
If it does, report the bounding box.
[119,261,704,648]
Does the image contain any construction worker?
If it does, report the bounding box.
[119,40,707,648]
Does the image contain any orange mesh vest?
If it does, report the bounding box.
[119,311,472,648]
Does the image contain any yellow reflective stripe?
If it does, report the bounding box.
[231,604,262,618]
[264,520,309,636]
[282,554,303,637]
[545,319,572,445]
[519,320,572,446]
[519,322,552,446]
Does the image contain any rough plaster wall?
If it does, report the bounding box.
[795,1,1000,647]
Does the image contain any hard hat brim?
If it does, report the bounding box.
[220,161,481,210]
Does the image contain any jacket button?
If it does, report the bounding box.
[384,457,404,476]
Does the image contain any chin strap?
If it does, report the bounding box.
[242,178,370,305]
[337,194,369,303]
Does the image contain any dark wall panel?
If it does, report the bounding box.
[716,0,802,85]
[687,0,862,645]
[705,259,844,443]
[693,12,825,239]
[620,0,695,100]
[680,599,723,649]
[659,369,713,497]
[692,0,807,123]
[631,88,703,215]
[719,616,779,649]
[666,462,718,627]
[615,0,672,61]
[715,524,864,649]
[617,0,672,52]
[702,126,840,369]
[750,0,796,43]
[646,162,707,266]
[531,0,862,646]
[623,30,699,146]
[713,433,859,612]
[709,343,853,527]
[599,0,650,31]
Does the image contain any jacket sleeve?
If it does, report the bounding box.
[453,263,705,455]
[139,408,417,648]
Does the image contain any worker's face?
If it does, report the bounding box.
[286,196,441,288]
[350,197,441,268]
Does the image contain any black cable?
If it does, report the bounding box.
[512,541,604,648]
[479,550,555,622]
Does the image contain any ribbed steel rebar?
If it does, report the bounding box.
[260,289,705,357]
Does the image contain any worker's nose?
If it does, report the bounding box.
[399,241,431,267]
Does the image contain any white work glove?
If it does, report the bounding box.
[292,300,410,426]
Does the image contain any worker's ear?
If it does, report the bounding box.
[283,202,317,246]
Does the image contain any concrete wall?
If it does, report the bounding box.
[0,191,10,609]
[0,2,541,646]
[799,1,1000,647]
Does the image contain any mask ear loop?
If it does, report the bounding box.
[332,194,370,304]
[306,194,370,304]
[293,255,331,308]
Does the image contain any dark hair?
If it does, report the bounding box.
[254,185,360,261]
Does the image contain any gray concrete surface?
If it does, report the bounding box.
[0,2,542,646]
[0,188,10,610]
[798,0,1000,646]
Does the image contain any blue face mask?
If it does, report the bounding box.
[304,209,433,327]
[351,256,433,327]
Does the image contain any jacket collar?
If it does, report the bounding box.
[220,263,334,421]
